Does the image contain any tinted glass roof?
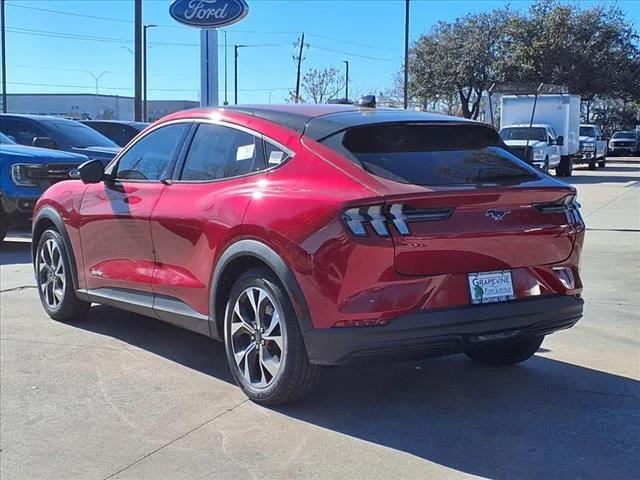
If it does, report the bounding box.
[225,105,478,140]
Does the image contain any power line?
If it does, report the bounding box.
[6,2,395,52]
[7,81,290,93]
[311,45,394,62]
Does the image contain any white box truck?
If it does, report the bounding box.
[500,94,580,176]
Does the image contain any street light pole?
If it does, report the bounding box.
[343,60,349,102]
[1,0,7,113]
[223,30,228,105]
[134,0,142,121]
[403,0,410,109]
[234,44,249,104]
[143,24,157,122]
[87,71,108,95]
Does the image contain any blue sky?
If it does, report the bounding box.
[4,0,640,104]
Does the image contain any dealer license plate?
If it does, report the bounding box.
[468,271,515,305]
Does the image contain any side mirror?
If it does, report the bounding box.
[77,159,104,184]
[32,136,57,149]
[556,136,564,146]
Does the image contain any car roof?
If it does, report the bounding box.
[81,120,148,126]
[501,124,552,128]
[0,113,76,124]
[170,104,480,141]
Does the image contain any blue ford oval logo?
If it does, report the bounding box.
[170,0,249,28]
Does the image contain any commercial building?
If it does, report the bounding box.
[4,94,199,122]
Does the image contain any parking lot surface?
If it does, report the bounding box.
[1,158,638,480]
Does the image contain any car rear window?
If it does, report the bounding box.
[322,123,539,186]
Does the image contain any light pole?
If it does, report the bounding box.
[234,44,247,104]
[143,24,157,121]
[1,0,7,113]
[343,60,349,102]
[223,30,228,105]
[86,71,108,95]
[403,0,410,109]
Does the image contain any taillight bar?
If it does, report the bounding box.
[342,204,453,237]
[534,194,584,230]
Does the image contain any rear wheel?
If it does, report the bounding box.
[466,336,544,366]
[223,267,320,405]
[0,208,8,242]
[35,230,90,321]
[555,156,573,177]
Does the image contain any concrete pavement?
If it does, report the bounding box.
[1,158,638,480]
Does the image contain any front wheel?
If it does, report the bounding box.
[466,336,544,366]
[223,267,320,405]
[35,230,90,321]
[555,156,573,177]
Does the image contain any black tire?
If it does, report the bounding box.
[543,156,549,172]
[598,157,606,168]
[555,156,573,177]
[35,229,90,321]
[0,208,8,242]
[588,161,597,170]
[223,267,320,405]
[466,336,544,366]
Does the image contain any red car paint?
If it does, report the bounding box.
[34,105,584,333]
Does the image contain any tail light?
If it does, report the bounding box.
[534,194,584,231]
[342,204,453,237]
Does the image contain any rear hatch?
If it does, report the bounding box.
[325,122,580,276]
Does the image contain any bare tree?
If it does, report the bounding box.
[289,67,345,104]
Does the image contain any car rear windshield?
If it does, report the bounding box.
[47,120,117,148]
[323,123,539,186]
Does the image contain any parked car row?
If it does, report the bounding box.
[0,114,150,239]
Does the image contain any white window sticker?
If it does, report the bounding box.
[236,143,255,161]
[268,151,285,165]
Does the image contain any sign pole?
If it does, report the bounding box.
[200,29,219,107]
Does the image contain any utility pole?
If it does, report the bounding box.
[343,60,349,102]
[143,24,157,121]
[223,30,228,105]
[294,33,305,103]
[134,0,143,121]
[1,0,7,113]
[87,71,108,95]
[403,0,410,109]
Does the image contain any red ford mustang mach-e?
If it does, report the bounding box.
[32,105,584,404]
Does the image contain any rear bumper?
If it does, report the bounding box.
[304,295,583,365]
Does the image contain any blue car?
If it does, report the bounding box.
[0,114,120,165]
[0,133,88,241]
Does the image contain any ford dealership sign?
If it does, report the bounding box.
[170,0,249,28]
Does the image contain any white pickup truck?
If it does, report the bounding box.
[499,124,562,172]
[577,124,607,169]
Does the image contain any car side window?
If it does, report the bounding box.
[1,119,46,146]
[179,123,265,181]
[115,123,188,181]
[264,141,292,168]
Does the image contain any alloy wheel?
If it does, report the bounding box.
[229,287,285,388]
[38,239,66,309]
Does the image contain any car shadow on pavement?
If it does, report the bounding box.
[565,173,639,185]
[0,240,32,266]
[76,305,639,480]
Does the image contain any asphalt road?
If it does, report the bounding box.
[1,158,638,480]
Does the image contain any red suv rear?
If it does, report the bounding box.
[32,105,584,404]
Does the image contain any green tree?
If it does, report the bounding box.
[404,8,515,118]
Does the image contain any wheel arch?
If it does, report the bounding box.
[32,207,80,291]
[209,239,312,340]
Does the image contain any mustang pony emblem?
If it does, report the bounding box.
[485,209,511,221]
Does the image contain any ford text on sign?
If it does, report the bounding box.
[170,0,249,28]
